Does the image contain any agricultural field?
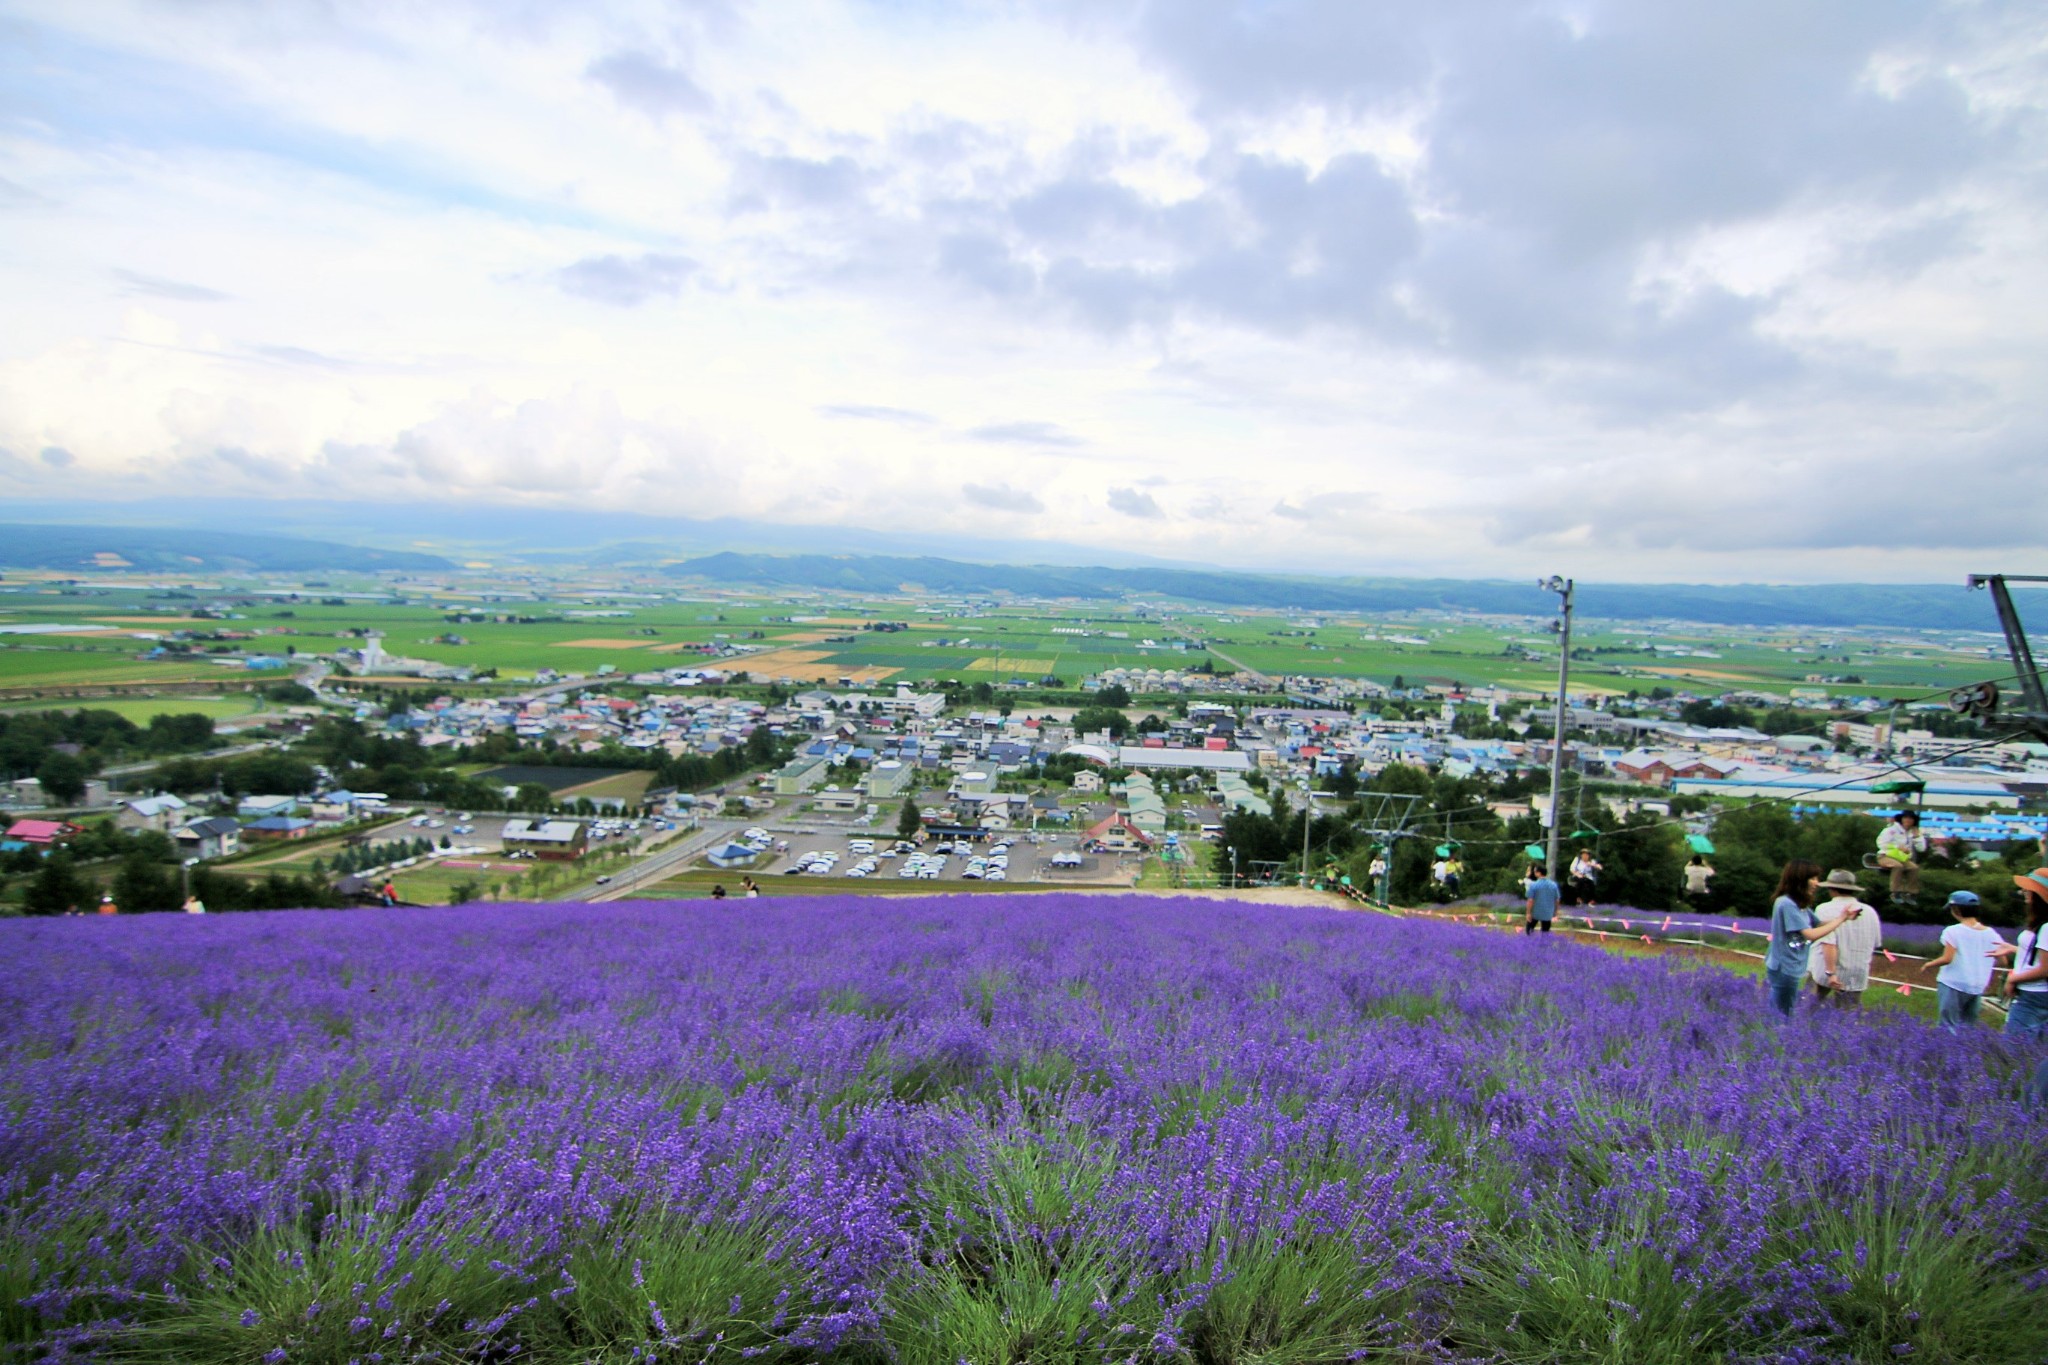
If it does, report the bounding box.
[3,896,2042,1364]
[0,693,265,723]
[0,576,2012,701]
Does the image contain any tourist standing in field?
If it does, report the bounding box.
[2003,869,2048,1039]
[1918,890,2006,1032]
[97,893,117,916]
[183,894,206,915]
[742,877,760,898]
[1875,810,1928,905]
[1806,869,1880,1006]
[1762,859,1862,1018]
[1524,867,1561,935]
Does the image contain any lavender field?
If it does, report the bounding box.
[3,896,2044,1365]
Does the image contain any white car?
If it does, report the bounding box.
[986,868,1007,881]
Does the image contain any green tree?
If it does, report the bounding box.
[1096,683,1132,707]
[1072,706,1130,740]
[113,849,178,913]
[36,751,88,805]
[23,851,89,916]
[897,795,922,840]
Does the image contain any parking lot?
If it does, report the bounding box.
[734,827,1127,885]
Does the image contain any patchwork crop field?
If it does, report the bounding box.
[0,580,2004,699]
[3,895,2043,1364]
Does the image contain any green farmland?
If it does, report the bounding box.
[0,575,2006,703]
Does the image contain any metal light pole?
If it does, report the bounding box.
[1539,576,1575,880]
[1299,782,1313,887]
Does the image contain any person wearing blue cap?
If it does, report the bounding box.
[1919,889,2008,1032]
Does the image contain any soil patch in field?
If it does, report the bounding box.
[964,656,1057,673]
[557,769,655,802]
[475,764,643,792]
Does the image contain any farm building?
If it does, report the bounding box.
[501,818,589,860]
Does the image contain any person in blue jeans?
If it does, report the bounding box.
[1524,867,1562,935]
[2001,868,2048,1040]
[1920,890,2007,1032]
[1762,859,1864,1018]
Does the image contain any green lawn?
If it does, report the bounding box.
[0,694,264,722]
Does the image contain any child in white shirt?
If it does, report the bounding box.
[1920,890,2007,1032]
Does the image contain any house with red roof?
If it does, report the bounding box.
[4,819,80,846]
[1083,811,1154,854]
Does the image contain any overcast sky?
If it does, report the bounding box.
[2,1,2045,583]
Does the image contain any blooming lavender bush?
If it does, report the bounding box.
[2,895,2043,1364]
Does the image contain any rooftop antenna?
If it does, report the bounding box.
[1963,575,2048,743]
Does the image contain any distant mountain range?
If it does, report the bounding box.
[0,524,453,573]
[666,552,2007,631]
[0,504,2020,630]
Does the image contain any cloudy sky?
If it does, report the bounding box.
[2,1,2045,583]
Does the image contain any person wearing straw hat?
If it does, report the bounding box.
[1874,810,1928,906]
[1807,869,1881,1007]
[2003,868,2048,1041]
[1763,859,1863,1019]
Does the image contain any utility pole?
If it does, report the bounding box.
[1539,576,1574,880]
[1299,783,1313,887]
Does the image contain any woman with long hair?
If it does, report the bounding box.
[2002,868,2048,1039]
[1762,858,1864,1018]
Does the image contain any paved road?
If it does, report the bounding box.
[100,738,281,777]
[1201,645,1271,684]
[569,820,742,902]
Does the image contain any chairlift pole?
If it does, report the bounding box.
[1540,576,1574,879]
[1967,574,2048,739]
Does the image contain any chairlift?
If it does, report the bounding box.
[1686,834,1716,856]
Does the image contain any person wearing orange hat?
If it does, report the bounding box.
[2004,868,2048,1040]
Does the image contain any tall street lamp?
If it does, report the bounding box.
[1538,576,1575,881]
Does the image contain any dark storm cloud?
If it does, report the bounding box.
[112,268,231,302]
[962,482,1046,513]
[967,421,1085,447]
[554,253,698,306]
[1107,486,1162,518]
[586,51,711,118]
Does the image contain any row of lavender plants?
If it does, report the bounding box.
[3,895,2044,1364]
